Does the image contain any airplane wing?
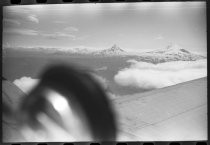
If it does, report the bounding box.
[114,77,207,141]
[2,77,207,141]
[2,79,27,142]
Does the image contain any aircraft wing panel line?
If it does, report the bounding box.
[131,104,207,131]
[114,77,207,140]
[148,104,207,126]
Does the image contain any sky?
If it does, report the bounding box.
[3,2,206,53]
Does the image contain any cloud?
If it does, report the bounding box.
[114,59,207,89]
[64,26,79,32]
[4,27,76,40]
[12,75,118,103]
[13,77,39,94]
[40,26,79,40]
[89,73,120,100]
[4,28,38,36]
[107,92,120,100]
[3,18,21,26]
[90,73,109,90]
[41,32,76,40]
[28,14,39,23]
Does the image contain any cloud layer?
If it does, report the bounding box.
[4,28,77,40]
[4,28,38,36]
[13,77,39,94]
[28,14,39,23]
[13,74,108,95]
[3,18,21,26]
[41,32,76,40]
[64,26,79,32]
[114,59,207,89]
[90,73,108,90]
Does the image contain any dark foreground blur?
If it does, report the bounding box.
[2,64,117,142]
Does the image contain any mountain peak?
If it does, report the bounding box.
[109,44,124,52]
[166,44,182,51]
[139,44,206,64]
[165,44,192,54]
[92,44,126,56]
[113,44,119,48]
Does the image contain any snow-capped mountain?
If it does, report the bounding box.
[136,44,206,64]
[3,44,206,61]
[93,44,127,56]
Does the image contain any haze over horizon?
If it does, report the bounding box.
[3,2,206,53]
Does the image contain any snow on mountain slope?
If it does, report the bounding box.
[136,44,206,64]
[3,44,206,60]
[93,44,127,56]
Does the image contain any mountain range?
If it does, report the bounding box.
[136,44,206,64]
[3,44,206,63]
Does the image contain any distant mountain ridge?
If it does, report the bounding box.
[136,44,206,64]
[3,44,206,63]
[3,44,128,56]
